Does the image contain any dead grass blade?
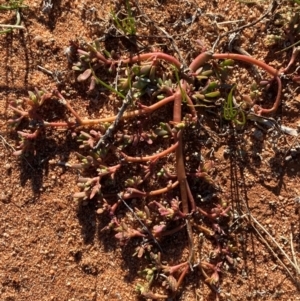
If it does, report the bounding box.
[243,210,300,287]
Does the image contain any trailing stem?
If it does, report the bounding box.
[173,85,195,268]
[212,53,282,115]
[43,94,176,128]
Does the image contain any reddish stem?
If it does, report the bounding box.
[173,87,195,265]
[94,51,113,65]
[121,188,147,199]
[281,46,300,74]
[43,121,77,127]
[212,53,278,76]
[52,90,83,124]
[156,223,186,238]
[121,52,182,69]
[185,93,197,119]
[121,141,178,163]
[163,261,188,274]
[185,180,196,212]
[176,265,189,291]
[9,106,28,117]
[43,94,176,128]
[147,181,179,196]
[212,53,282,115]
[254,76,282,115]
[189,51,213,72]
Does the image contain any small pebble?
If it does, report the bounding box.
[33,35,43,45]
[96,208,104,214]
[5,163,11,170]
[0,193,11,203]
[223,147,231,157]
[252,129,263,141]
[285,155,292,162]
[265,218,271,225]
[290,148,298,157]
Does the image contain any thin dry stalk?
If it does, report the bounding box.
[245,211,300,286]
[0,24,25,29]
[290,232,300,275]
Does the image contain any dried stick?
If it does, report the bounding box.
[250,216,299,286]
[119,194,163,252]
[134,0,188,67]
[290,232,300,276]
[217,0,277,40]
[94,89,133,150]
[247,213,299,274]
[0,24,25,29]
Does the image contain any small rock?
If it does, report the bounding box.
[241,268,248,277]
[290,148,298,157]
[294,196,300,205]
[5,163,11,170]
[90,292,96,298]
[252,129,264,141]
[285,155,292,162]
[223,147,231,158]
[96,208,104,214]
[0,193,11,203]
[33,35,43,45]
[265,218,271,225]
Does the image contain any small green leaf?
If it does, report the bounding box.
[204,91,220,98]
[28,91,37,103]
[200,70,213,76]
[220,59,235,67]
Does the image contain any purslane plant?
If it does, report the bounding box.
[8,35,299,298]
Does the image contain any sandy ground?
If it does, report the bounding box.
[1,0,300,300]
